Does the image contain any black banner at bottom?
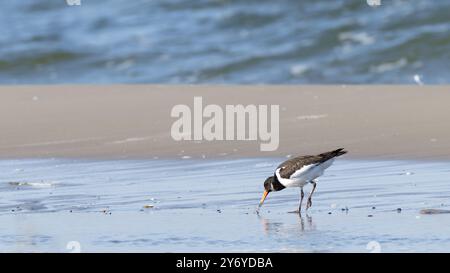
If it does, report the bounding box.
[0,253,443,272]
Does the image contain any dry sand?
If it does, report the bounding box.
[0,85,449,160]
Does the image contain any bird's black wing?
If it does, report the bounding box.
[277,148,347,179]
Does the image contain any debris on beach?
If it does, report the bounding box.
[143,205,154,209]
[102,209,112,215]
[420,209,450,215]
[11,206,22,212]
[396,208,402,213]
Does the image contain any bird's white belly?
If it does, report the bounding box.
[281,178,309,188]
[276,158,334,188]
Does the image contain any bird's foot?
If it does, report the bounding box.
[306,198,312,210]
[288,210,302,216]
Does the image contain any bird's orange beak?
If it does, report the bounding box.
[258,190,269,207]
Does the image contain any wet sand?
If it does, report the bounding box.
[1,85,450,160]
[2,158,450,252]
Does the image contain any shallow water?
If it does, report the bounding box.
[1,158,450,252]
[1,0,449,84]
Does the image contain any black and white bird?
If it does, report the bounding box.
[258,148,347,214]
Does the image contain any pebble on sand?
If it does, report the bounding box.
[143,205,154,209]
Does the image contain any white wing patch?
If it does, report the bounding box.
[275,158,335,188]
[289,163,318,179]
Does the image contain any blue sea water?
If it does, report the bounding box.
[0,0,449,84]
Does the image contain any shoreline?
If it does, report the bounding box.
[1,85,450,160]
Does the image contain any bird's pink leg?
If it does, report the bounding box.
[299,188,304,213]
[289,188,305,214]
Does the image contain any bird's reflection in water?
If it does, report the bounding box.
[258,213,316,236]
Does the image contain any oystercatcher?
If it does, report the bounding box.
[258,148,347,214]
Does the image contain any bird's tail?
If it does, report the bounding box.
[331,148,347,157]
[319,148,347,160]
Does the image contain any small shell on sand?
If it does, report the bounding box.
[420,209,450,215]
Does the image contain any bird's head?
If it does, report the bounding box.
[258,176,274,207]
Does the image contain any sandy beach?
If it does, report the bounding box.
[2,85,450,253]
[1,85,450,160]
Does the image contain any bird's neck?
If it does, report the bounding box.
[272,176,286,191]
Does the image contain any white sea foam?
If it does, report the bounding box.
[414,74,424,85]
[339,32,375,45]
[371,58,408,73]
[290,64,309,76]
